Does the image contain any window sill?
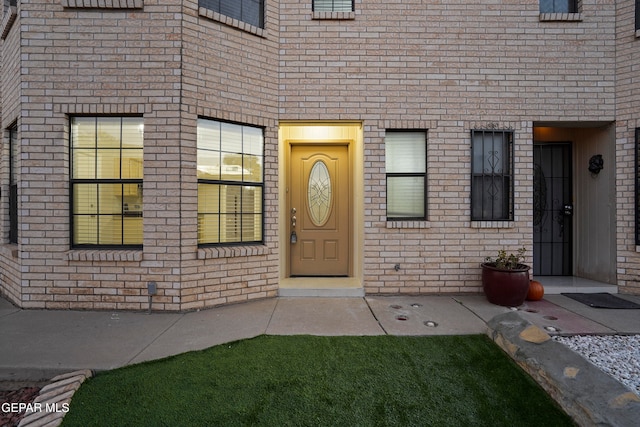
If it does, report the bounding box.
[198,245,271,260]
[386,220,431,229]
[539,13,582,22]
[470,221,515,229]
[61,0,143,8]
[312,11,356,21]
[636,29,640,39]
[1,5,16,40]
[65,249,143,262]
[199,7,266,38]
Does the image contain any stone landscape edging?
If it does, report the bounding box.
[486,311,640,427]
[18,369,93,427]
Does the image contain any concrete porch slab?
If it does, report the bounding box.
[538,276,618,294]
[543,294,640,334]
[518,298,615,335]
[278,277,365,297]
[265,297,383,336]
[365,296,488,335]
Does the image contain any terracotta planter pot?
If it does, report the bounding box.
[481,263,531,307]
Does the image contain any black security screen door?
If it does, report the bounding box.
[533,143,573,276]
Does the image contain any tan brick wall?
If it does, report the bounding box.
[615,1,640,295]
[2,0,634,310]
[279,0,616,293]
[0,0,280,310]
[0,1,21,304]
[178,0,280,310]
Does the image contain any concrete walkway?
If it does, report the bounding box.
[2,293,640,425]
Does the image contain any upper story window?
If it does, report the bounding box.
[8,124,18,244]
[636,0,640,31]
[199,0,264,29]
[540,0,577,13]
[197,118,264,245]
[313,0,354,12]
[71,117,144,248]
[471,130,514,222]
[1,0,18,40]
[3,0,17,11]
[385,131,427,220]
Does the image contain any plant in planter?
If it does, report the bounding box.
[481,247,530,307]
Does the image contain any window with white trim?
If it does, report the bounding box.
[385,131,427,220]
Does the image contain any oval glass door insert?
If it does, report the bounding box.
[308,160,332,226]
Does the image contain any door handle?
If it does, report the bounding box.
[563,204,573,216]
[290,208,297,244]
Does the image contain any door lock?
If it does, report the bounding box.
[563,204,573,216]
[291,207,297,243]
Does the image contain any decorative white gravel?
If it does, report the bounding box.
[553,334,640,396]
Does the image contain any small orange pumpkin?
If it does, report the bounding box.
[527,280,544,301]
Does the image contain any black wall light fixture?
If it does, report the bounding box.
[588,154,604,175]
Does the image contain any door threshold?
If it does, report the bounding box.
[279,277,364,297]
[537,276,618,295]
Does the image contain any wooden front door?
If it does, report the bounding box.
[290,144,350,276]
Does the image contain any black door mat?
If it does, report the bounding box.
[562,293,640,309]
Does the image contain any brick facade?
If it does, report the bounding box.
[615,0,640,295]
[0,1,637,311]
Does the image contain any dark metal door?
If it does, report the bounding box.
[533,143,572,275]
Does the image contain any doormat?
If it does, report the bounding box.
[562,293,640,309]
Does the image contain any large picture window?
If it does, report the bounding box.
[197,118,264,245]
[71,117,144,247]
[199,0,264,28]
[471,130,514,221]
[8,124,18,244]
[385,131,427,220]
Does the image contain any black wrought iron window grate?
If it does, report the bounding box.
[471,129,514,222]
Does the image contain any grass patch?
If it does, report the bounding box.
[62,335,573,426]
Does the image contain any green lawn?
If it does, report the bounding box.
[62,335,574,426]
